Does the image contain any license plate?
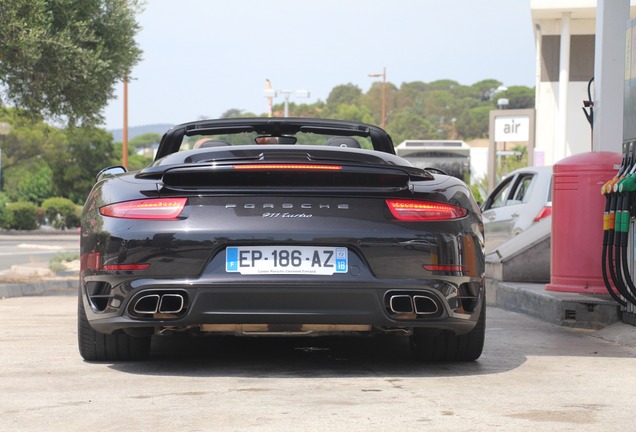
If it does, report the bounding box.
[226,246,348,275]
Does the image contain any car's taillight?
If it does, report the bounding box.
[386,199,468,221]
[233,164,342,171]
[534,205,552,222]
[99,198,187,220]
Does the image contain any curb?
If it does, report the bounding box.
[486,278,621,329]
[0,279,77,299]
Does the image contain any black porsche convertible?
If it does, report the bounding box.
[78,118,485,362]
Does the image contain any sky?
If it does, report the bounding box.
[102,0,536,131]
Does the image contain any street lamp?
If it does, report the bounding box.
[0,122,10,189]
[368,66,387,128]
[263,85,310,117]
[497,98,509,110]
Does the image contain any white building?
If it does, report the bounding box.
[531,0,636,165]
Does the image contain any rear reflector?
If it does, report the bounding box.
[386,199,467,221]
[100,198,187,220]
[101,264,151,271]
[533,205,552,222]
[80,252,101,272]
[233,164,342,171]
[423,264,467,273]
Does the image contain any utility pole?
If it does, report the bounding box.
[368,66,387,128]
[123,79,128,169]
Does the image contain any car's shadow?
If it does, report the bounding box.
[106,306,636,378]
[107,331,523,378]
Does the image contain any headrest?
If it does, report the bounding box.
[327,136,361,148]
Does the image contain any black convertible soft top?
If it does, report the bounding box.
[155,117,396,160]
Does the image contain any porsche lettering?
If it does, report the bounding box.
[225,203,349,210]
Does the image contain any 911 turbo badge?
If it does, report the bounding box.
[79,117,485,363]
[262,212,313,218]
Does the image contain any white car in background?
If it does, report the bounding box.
[481,166,553,253]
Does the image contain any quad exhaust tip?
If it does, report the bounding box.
[387,292,439,316]
[133,292,187,315]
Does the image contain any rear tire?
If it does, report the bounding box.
[78,292,151,361]
[411,300,485,362]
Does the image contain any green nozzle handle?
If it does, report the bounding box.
[618,174,636,193]
[616,210,631,233]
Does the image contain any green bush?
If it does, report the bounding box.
[0,192,10,228]
[41,197,81,229]
[5,202,39,230]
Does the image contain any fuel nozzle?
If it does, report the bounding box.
[601,147,632,308]
[601,176,622,235]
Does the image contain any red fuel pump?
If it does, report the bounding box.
[546,151,621,293]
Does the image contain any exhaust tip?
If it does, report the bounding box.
[133,294,160,314]
[389,295,414,314]
[385,291,442,319]
[158,294,185,314]
[130,291,188,318]
[413,295,439,315]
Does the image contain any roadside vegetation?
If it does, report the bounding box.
[49,252,81,273]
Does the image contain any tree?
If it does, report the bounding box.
[327,84,363,106]
[328,104,374,124]
[471,79,504,100]
[456,106,493,140]
[0,108,66,172]
[129,132,162,149]
[0,0,142,124]
[3,158,53,205]
[386,110,436,145]
[395,81,428,111]
[48,126,117,203]
[500,85,535,109]
[427,79,460,92]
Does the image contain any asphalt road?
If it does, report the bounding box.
[0,233,80,271]
[1,292,636,431]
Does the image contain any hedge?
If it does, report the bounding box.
[41,197,81,229]
[5,202,39,230]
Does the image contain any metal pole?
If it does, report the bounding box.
[556,12,571,163]
[369,68,387,128]
[123,79,129,169]
[284,94,290,117]
[381,66,387,128]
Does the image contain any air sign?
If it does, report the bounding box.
[494,116,530,142]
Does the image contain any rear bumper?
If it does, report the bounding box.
[83,277,484,336]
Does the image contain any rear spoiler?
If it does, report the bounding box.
[151,162,431,194]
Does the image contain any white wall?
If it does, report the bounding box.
[535,81,593,166]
